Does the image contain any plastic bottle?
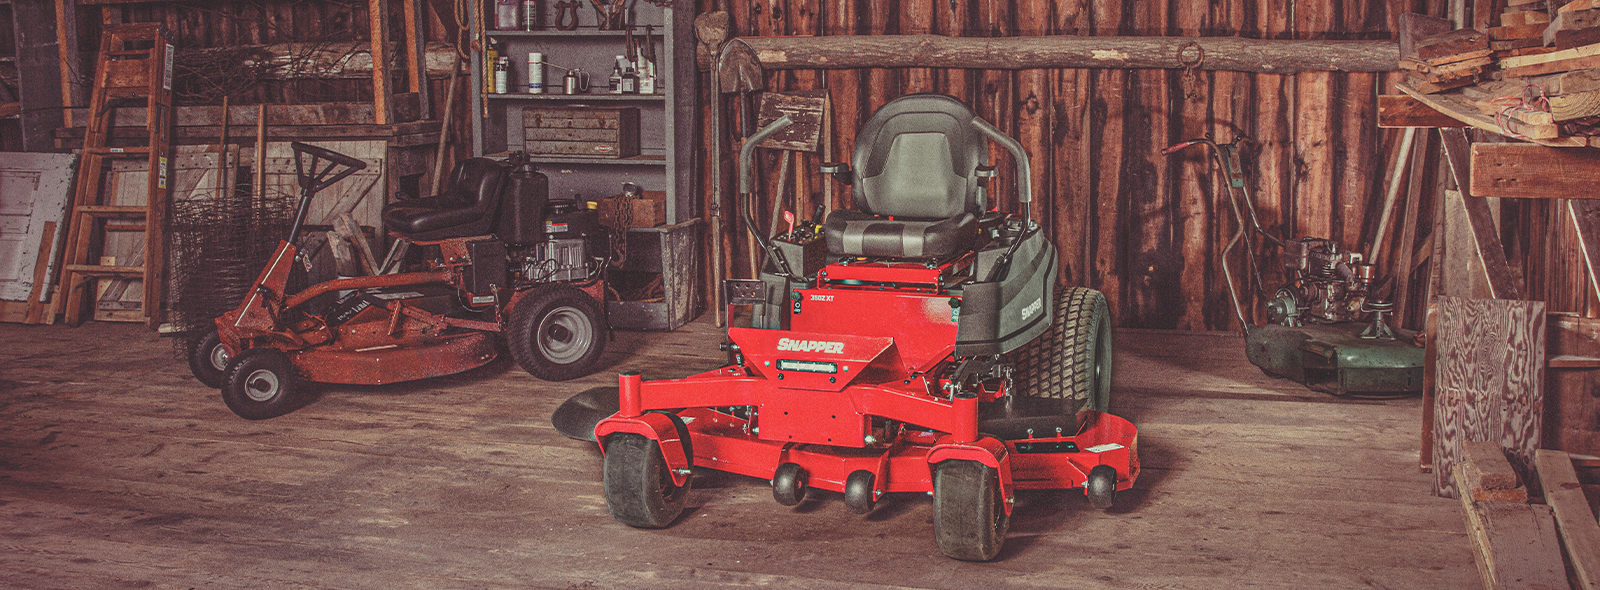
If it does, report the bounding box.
[608,58,623,94]
[523,0,540,30]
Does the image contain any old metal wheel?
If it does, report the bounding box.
[603,432,689,529]
[220,348,301,420]
[508,285,607,381]
[933,459,1009,561]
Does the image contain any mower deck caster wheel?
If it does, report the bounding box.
[187,329,231,389]
[772,463,807,507]
[220,348,301,420]
[934,460,1010,562]
[844,470,875,514]
[1086,464,1117,510]
[603,433,690,529]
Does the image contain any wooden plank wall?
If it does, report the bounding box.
[704,0,1452,331]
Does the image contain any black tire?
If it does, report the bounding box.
[1010,286,1113,413]
[187,330,231,389]
[507,285,607,381]
[603,433,689,529]
[933,460,1010,562]
[843,470,876,514]
[772,462,807,507]
[220,348,301,420]
[1086,464,1118,510]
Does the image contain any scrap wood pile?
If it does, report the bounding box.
[1400,2,1600,142]
[1452,442,1600,590]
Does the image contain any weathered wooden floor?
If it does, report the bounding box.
[0,317,1476,589]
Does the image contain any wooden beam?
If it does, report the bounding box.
[1378,94,1467,127]
[735,34,1400,74]
[1441,130,1526,300]
[1534,450,1600,590]
[1472,143,1600,199]
[1454,465,1571,590]
[1570,200,1600,306]
[368,0,393,125]
[1460,441,1530,502]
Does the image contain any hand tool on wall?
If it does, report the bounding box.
[717,40,764,278]
[694,10,729,325]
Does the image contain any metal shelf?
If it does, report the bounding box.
[485,92,665,102]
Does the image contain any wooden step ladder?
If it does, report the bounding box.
[56,24,174,327]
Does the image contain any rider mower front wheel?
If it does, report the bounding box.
[187,329,231,389]
[220,348,302,420]
[508,285,607,382]
[933,460,1010,561]
[1010,286,1113,413]
[603,433,689,529]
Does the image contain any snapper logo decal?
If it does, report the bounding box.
[1020,297,1044,321]
[775,338,845,354]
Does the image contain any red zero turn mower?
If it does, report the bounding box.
[190,143,609,419]
[556,95,1139,561]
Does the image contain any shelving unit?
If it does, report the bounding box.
[469,1,700,330]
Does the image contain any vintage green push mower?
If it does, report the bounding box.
[1164,136,1423,397]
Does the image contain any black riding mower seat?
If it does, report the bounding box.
[382,158,509,241]
[823,94,989,258]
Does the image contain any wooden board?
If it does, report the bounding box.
[1455,465,1571,590]
[0,153,76,309]
[1433,297,1548,497]
[1396,85,1583,146]
[261,141,385,231]
[1547,314,1600,454]
[1498,40,1600,68]
[1471,142,1600,198]
[1535,449,1600,590]
[1378,94,1469,128]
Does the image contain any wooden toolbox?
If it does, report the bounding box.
[597,190,667,228]
[522,106,640,158]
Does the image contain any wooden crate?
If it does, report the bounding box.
[597,190,667,228]
[521,106,639,159]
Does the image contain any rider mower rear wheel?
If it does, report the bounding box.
[603,432,689,529]
[933,460,1010,561]
[1010,287,1113,413]
[220,348,301,420]
[508,285,607,382]
[187,329,231,389]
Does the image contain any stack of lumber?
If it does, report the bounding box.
[1393,5,1600,144]
[1452,441,1572,590]
[1401,17,1493,94]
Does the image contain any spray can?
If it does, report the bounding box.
[493,56,510,94]
[527,52,544,94]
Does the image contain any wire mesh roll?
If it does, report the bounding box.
[168,188,297,355]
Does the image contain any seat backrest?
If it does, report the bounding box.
[445,158,509,207]
[851,94,987,219]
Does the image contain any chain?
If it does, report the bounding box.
[1178,41,1205,101]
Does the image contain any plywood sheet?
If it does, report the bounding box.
[1432,296,1548,497]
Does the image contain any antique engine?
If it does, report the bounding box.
[1265,238,1378,327]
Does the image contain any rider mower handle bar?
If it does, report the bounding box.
[738,116,800,279]
[287,142,370,242]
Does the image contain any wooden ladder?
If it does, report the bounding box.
[55,24,173,327]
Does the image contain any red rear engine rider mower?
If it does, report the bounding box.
[190,143,609,419]
[558,95,1139,561]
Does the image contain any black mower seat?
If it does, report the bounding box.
[824,94,987,258]
[382,158,507,241]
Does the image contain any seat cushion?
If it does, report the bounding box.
[823,210,976,258]
[382,192,484,236]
